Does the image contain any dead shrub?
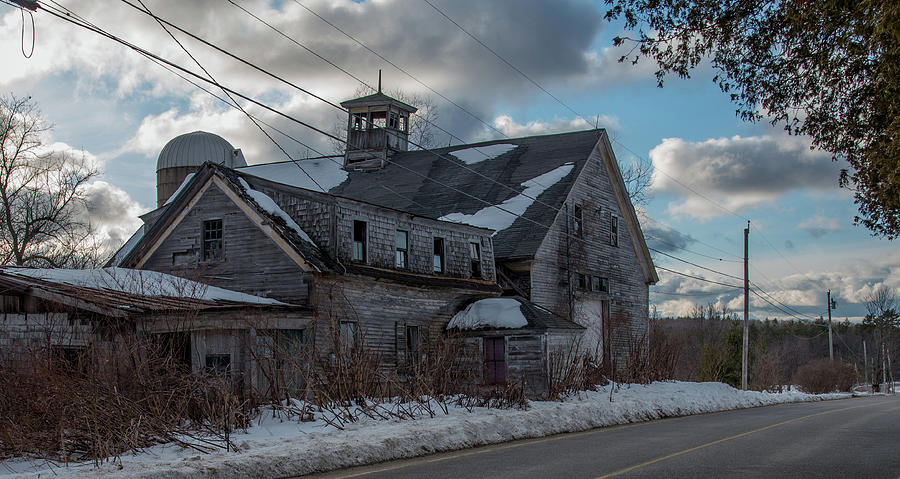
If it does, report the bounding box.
[791,359,857,394]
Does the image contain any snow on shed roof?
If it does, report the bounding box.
[447,297,584,332]
[3,267,286,305]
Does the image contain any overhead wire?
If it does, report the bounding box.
[132,0,325,191]
[41,0,776,296]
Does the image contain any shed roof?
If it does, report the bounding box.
[0,267,302,318]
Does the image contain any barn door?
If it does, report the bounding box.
[601,300,611,367]
[484,337,506,384]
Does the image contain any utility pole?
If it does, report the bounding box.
[863,340,868,386]
[742,221,750,391]
[827,290,833,360]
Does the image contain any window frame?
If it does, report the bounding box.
[202,218,223,261]
[469,241,482,278]
[352,220,367,262]
[395,230,409,269]
[405,325,420,365]
[573,204,583,238]
[433,237,445,274]
[610,214,619,247]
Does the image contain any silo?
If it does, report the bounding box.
[156,131,247,207]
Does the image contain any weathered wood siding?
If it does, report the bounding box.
[529,142,651,365]
[141,182,314,305]
[310,275,494,374]
[247,177,496,282]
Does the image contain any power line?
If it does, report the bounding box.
[644,232,742,263]
[287,0,509,141]
[132,0,325,192]
[422,0,584,121]
[650,246,744,282]
[655,265,744,289]
[42,0,779,292]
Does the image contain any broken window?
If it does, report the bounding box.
[352,220,367,262]
[389,111,399,129]
[351,113,365,130]
[433,237,445,273]
[395,230,408,269]
[205,354,231,375]
[573,204,583,238]
[577,274,587,290]
[202,219,223,261]
[610,214,619,247]
[469,242,482,278]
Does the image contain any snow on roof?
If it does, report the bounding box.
[238,158,348,192]
[438,162,574,234]
[163,172,195,206]
[447,298,528,330]
[3,267,287,305]
[109,225,145,266]
[449,143,518,165]
[238,178,315,245]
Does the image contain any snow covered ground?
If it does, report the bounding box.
[1,382,849,479]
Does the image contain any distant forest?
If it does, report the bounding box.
[651,303,898,391]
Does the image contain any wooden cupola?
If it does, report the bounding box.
[340,74,417,171]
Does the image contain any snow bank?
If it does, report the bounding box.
[439,162,574,233]
[3,267,285,305]
[447,298,527,330]
[450,143,518,165]
[238,178,315,245]
[1,382,849,479]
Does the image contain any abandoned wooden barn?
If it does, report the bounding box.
[0,267,311,396]
[105,89,657,393]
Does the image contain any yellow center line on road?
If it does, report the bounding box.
[311,415,693,479]
[595,403,871,479]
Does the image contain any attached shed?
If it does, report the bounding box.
[447,297,584,397]
[0,267,314,398]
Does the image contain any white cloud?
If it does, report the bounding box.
[479,114,619,140]
[649,133,840,220]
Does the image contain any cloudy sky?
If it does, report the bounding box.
[1,0,895,321]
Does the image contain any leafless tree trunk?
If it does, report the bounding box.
[0,94,100,268]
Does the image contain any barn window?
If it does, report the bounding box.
[469,242,482,278]
[573,204,583,238]
[352,220,367,262]
[205,354,231,375]
[340,321,358,347]
[202,219,223,261]
[577,274,587,290]
[610,214,619,247]
[389,111,399,129]
[484,337,506,384]
[433,237,445,273]
[395,230,408,269]
[406,325,420,364]
[598,277,610,293]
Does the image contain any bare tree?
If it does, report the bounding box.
[330,86,440,155]
[619,157,653,207]
[0,94,100,268]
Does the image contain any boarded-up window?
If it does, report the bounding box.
[202,219,223,261]
[484,337,506,384]
[395,230,408,268]
[433,237,445,273]
[352,220,367,262]
[406,325,420,365]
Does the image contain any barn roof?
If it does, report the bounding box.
[241,129,604,260]
[0,267,300,318]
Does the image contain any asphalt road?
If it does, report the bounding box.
[305,395,900,479]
